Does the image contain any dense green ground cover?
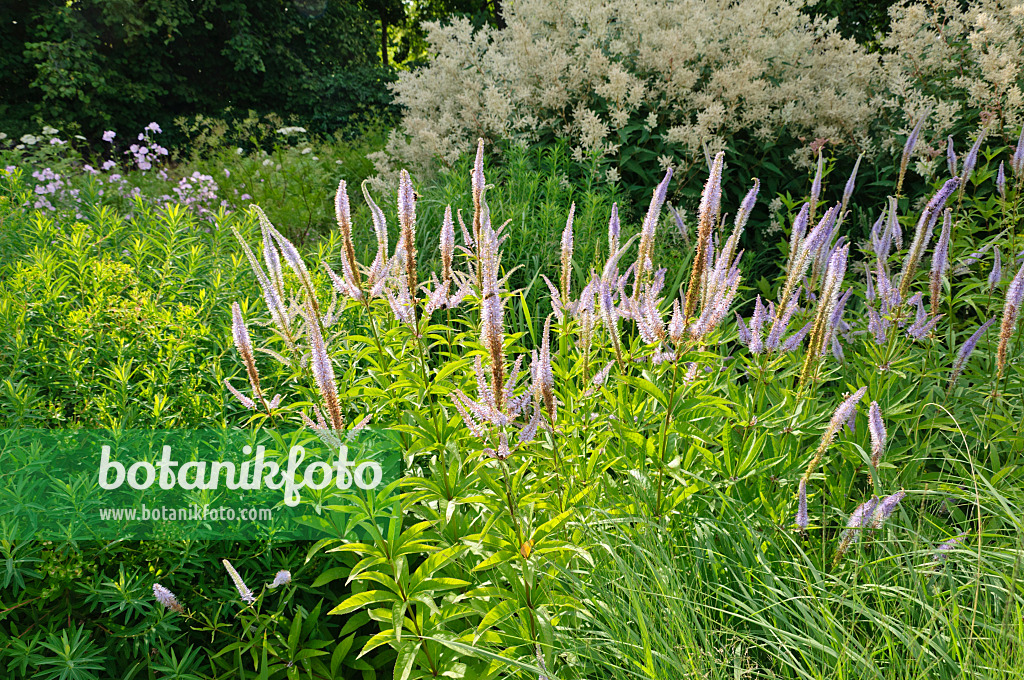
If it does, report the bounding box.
[0,123,1022,680]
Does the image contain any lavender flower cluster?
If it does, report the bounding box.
[1,123,228,220]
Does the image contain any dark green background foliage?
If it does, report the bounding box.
[0,0,505,142]
[807,0,893,46]
[0,0,384,138]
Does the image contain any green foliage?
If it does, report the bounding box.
[2,127,1023,680]
[0,180,256,429]
[808,0,894,47]
[211,138,1022,679]
[0,0,385,140]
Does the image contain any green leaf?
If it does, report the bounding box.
[329,590,399,616]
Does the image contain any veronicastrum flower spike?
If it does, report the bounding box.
[560,203,575,306]
[232,225,296,352]
[804,386,867,480]
[997,260,1024,377]
[397,169,418,296]
[440,205,455,285]
[361,180,390,287]
[303,299,344,431]
[228,302,267,411]
[930,209,952,316]
[837,154,861,228]
[608,202,621,257]
[269,570,292,588]
[960,128,986,185]
[868,401,886,468]
[684,153,723,318]
[800,243,848,385]
[898,178,959,300]
[1012,127,1024,178]
[989,248,1002,293]
[897,108,929,195]
[809,150,823,223]
[870,491,906,529]
[335,180,362,292]
[948,318,995,389]
[153,583,183,613]
[636,168,674,293]
[835,496,879,562]
[796,478,809,530]
[472,138,486,245]
[256,207,321,316]
[222,559,256,604]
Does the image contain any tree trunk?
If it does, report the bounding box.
[379,11,389,68]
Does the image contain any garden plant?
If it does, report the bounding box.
[0,0,1023,678]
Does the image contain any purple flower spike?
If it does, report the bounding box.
[961,129,986,183]
[996,161,1006,199]
[736,313,751,345]
[791,203,810,248]
[1012,127,1024,178]
[989,248,1002,292]
[796,478,809,530]
[998,260,1024,376]
[933,532,968,565]
[844,155,861,203]
[839,154,861,222]
[946,318,994,390]
[835,496,880,561]
[736,179,760,233]
[903,112,927,162]
[780,321,812,353]
[153,583,183,612]
[868,401,886,467]
[925,177,961,216]
[810,151,823,214]
[946,136,957,177]
[851,497,880,528]
[871,491,906,528]
[608,202,621,255]
[749,296,767,354]
[907,313,942,340]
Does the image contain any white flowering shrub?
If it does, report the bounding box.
[374,0,1024,189]
[875,0,1024,167]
